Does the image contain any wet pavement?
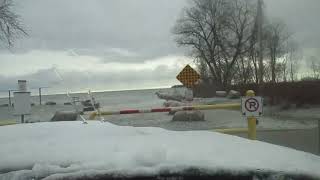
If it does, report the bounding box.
[229,127,320,155]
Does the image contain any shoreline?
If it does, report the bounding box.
[0,87,171,99]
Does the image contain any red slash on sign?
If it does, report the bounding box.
[245,98,259,112]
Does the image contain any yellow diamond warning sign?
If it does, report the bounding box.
[176,65,200,88]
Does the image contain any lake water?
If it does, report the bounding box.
[0,88,186,122]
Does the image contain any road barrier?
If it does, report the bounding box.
[89,90,260,140]
[0,120,17,126]
[88,103,241,119]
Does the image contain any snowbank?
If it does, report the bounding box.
[0,121,320,179]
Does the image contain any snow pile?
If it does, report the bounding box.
[0,121,320,179]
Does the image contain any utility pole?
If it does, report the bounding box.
[38,87,49,105]
[257,0,264,85]
[39,88,42,105]
[8,90,11,107]
[8,89,17,107]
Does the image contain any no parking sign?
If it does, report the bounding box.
[241,96,263,117]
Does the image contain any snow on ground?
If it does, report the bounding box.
[91,109,318,131]
[0,121,320,179]
[1,90,318,131]
[94,97,318,131]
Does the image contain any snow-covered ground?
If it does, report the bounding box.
[0,121,320,179]
[1,88,319,131]
[87,109,318,131]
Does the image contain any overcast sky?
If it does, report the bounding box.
[1,0,320,95]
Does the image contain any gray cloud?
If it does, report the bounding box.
[9,0,186,59]
[5,0,320,51]
[0,67,60,91]
[67,48,152,63]
[5,0,318,60]
[265,0,320,48]
[0,64,181,95]
[5,0,320,57]
[1,0,320,93]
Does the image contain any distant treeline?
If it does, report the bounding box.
[191,78,320,105]
[232,80,320,105]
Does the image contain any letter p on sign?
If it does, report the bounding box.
[241,97,263,117]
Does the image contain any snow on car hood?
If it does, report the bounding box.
[0,121,319,179]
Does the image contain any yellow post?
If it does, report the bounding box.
[89,112,97,120]
[246,90,257,140]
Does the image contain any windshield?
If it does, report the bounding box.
[0,0,320,180]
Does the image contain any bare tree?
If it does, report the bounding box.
[265,19,290,83]
[247,12,269,85]
[0,0,27,47]
[284,40,300,82]
[196,57,209,79]
[307,56,320,79]
[173,0,256,89]
[174,0,296,88]
[261,38,298,83]
[267,20,290,82]
[276,62,287,82]
[173,0,228,87]
[256,0,264,84]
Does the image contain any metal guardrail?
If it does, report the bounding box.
[0,120,17,126]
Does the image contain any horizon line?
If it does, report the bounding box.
[0,85,181,99]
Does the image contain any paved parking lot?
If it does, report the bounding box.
[230,128,320,155]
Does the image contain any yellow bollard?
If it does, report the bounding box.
[246,90,257,140]
[89,112,97,120]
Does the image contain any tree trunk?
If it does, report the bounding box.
[290,63,294,82]
[271,60,276,83]
[270,47,276,83]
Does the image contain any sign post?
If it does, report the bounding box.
[8,90,11,107]
[241,90,263,140]
[318,119,320,155]
[39,88,42,105]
